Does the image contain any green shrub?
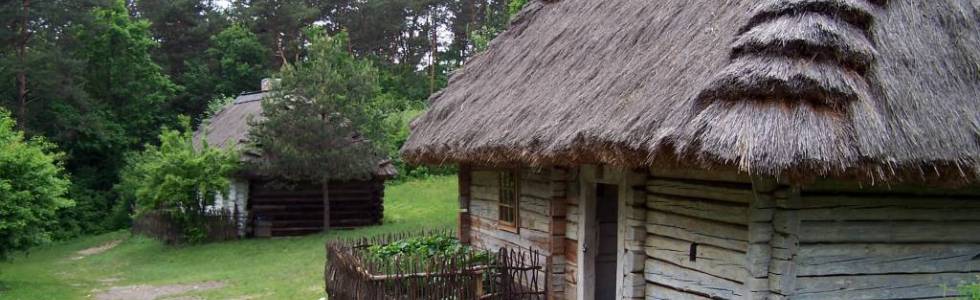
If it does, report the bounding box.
[0,109,73,259]
[960,277,980,300]
[367,235,487,263]
[117,116,238,243]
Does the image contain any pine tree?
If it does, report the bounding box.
[247,30,392,232]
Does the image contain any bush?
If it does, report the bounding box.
[0,110,73,259]
[367,234,487,263]
[117,116,238,243]
[961,277,980,300]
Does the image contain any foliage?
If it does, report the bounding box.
[0,176,458,299]
[248,30,395,183]
[180,24,269,124]
[76,0,179,145]
[960,278,980,300]
[507,0,529,18]
[0,110,72,259]
[116,117,238,243]
[366,234,486,263]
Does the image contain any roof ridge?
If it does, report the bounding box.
[696,0,887,111]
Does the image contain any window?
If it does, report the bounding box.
[498,171,519,231]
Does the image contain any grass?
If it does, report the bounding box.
[0,175,458,300]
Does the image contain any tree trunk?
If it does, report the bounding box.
[16,0,30,129]
[322,180,330,233]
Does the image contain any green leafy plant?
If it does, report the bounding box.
[960,277,980,300]
[366,235,488,264]
[0,109,73,259]
[117,116,238,243]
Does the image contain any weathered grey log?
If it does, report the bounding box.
[794,272,978,300]
[646,210,748,251]
[647,194,749,225]
[644,259,745,299]
[645,282,713,300]
[799,221,980,243]
[645,235,749,283]
[649,167,752,184]
[647,179,755,204]
[797,243,980,276]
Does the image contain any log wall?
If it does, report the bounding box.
[466,167,568,299]
[644,168,755,300]
[787,182,980,299]
[248,179,384,236]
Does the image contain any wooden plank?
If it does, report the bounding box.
[801,180,980,195]
[520,193,550,216]
[645,235,749,283]
[471,185,498,203]
[519,209,550,232]
[520,177,553,200]
[798,196,980,221]
[646,210,748,252]
[469,198,497,220]
[648,179,755,204]
[649,167,752,184]
[645,282,713,300]
[644,259,745,299]
[797,243,980,276]
[472,170,498,184]
[794,273,978,300]
[799,221,980,243]
[647,194,749,225]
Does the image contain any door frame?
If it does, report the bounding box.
[577,165,632,300]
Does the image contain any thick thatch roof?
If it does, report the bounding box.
[403,0,980,181]
[195,91,397,178]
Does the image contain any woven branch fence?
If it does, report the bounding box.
[325,230,547,300]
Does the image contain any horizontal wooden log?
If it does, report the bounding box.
[470,215,551,252]
[644,259,745,299]
[472,170,499,185]
[648,179,754,204]
[469,198,497,220]
[645,282,713,300]
[797,243,980,276]
[647,194,749,225]
[646,210,749,252]
[519,210,550,232]
[794,273,978,300]
[799,220,980,243]
[649,168,752,184]
[520,178,553,200]
[520,194,550,216]
[801,180,980,195]
[645,235,749,283]
[799,196,980,221]
[471,185,498,203]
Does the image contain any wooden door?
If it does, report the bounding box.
[594,184,619,300]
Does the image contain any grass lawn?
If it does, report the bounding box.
[0,175,458,300]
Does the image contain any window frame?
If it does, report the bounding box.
[497,170,520,233]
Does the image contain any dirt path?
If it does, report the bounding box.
[93,281,225,300]
[72,240,122,260]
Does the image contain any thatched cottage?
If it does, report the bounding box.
[196,80,396,237]
[403,1,980,299]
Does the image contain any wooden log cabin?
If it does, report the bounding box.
[402,1,980,299]
[196,80,395,237]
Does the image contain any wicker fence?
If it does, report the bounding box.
[325,231,547,299]
[132,209,239,244]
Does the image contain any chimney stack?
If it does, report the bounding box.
[260,78,280,92]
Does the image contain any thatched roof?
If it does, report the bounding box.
[403,0,980,181]
[195,92,397,178]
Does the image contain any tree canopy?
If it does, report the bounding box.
[0,110,72,259]
[248,31,392,183]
